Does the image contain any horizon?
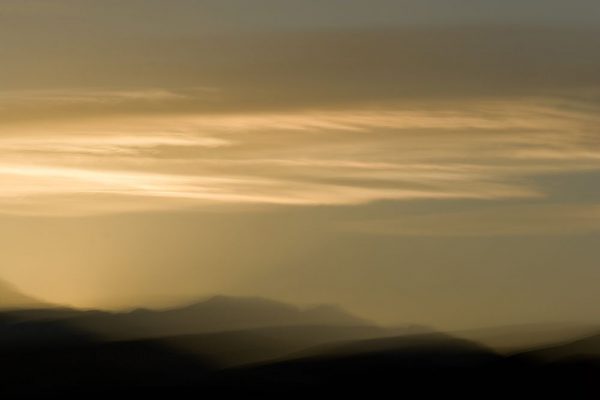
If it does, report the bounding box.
[1,278,597,333]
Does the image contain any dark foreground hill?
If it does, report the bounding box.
[1,329,598,398]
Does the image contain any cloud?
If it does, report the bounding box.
[0,88,189,105]
[2,26,600,115]
[0,162,539,217]
[0,92,598,216]
[0,135,230,156]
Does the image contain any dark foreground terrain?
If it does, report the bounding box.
[1,298,598,398]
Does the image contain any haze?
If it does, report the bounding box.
[1,0,599,330]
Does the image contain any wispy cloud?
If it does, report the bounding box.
[0,90,598,216]
[0,88,190,106]
[0,135,230,156]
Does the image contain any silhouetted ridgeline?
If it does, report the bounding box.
[0,293,598,397]
[0,280,47,310]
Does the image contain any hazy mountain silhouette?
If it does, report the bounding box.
[64,295,373,340]
[1,292,598,397]
[515,332,600,362]
[1,307,599,397]
[454,322,600,352]
[0,300,431,369]
[0,280,45,309]
[0,295,392,360]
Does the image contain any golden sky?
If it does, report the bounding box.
[1,0,599,329]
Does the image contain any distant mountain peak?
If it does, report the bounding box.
[174,295,369,327]
[86,295,373,339]
[195,295,296,308]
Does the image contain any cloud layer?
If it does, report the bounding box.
[0,91,598,221]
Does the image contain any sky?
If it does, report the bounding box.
[0,0,599,329]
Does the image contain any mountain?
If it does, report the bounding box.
[1,296,598,397]
[146,324,429,367]
[155,295,369,328]
[516,332,600,362]
[67,295,372,339]
[0,280,45,310]
[0,295,433,367]
[212,333,505,396]
[453,322,600,353]
[284,331,498,364]
[2,327,598,397]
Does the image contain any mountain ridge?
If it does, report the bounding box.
[0,280,46,310]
